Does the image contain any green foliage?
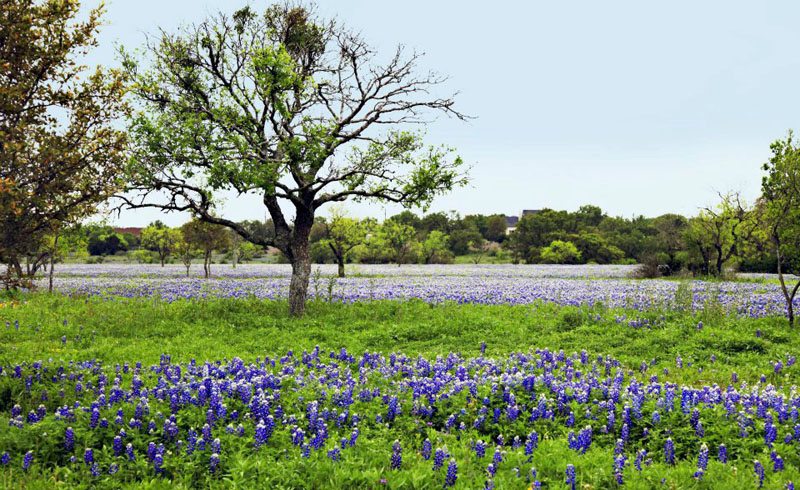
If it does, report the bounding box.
[540,240,581,264]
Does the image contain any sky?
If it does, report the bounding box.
[88,0,800,226]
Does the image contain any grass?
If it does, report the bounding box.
[0,294,797,489]
[0,294,793,388]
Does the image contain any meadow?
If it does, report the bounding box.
[0,264,798,489]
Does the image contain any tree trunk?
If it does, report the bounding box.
[288,210,314,317]
[337,259,345,278]
[204,251,211,279]
[161,252,165,267]
[48,234,58,293]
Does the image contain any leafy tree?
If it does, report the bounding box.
[173,237,196,276]
[540,240,581,264]
[0,0,127,286]
[761,132,800,325]
[448,227,483,256]
[467,235,490,264]
[381,220,418,265]
[182,219,230,279]
[421,230,451,264]
[140,222,179,267]
[120,4,467,315]
[321,209,367,277]
[685,194,755,277]
[484,215,508,243]
[419,212,452,235]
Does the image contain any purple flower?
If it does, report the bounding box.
[755,460,765,488]
[664,438,675,465]
[718,444,727,464]
[433,448,446,471]
[565,464,576,490]
[84,448,94,466]
[64,427,74,452]
[474,440,486,458]
[390,440,402,470]
[210,453,220,474]
[22,451,33,471]
[421,438,432,460]
[444,459,458,487]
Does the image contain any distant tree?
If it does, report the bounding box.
[321,209,367,277]
[0,0,127,287]
[484,215,508,243]
[120,4,467,316]
[686,193,756,277]
[467,235,490,264]
[420,212,452,235]
[448,227,483,256]
[540,240,581,264]
[173,237,196,276]
[140,222,179,267]
[182,219,230,279]
[421,230,451,264]
[761,132,800,325]
[382,220,418,265]
[389,211,422,231]
[575,204,605,229]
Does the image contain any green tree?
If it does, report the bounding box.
[321,208,367,277]
[761,132,800,325]
[685,194,756,277]
[140,222,179,267]
[121,4,467,316]
[540,240,581,264]
[0,0,127,287]
[172,237,196,276]
[484,215,508,243]
[382,220,419,265]
[182,219,230,279]
[421,230,451,264]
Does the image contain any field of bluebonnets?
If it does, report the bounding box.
[1,264,799,489]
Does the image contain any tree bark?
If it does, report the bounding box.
[48,234,59,293]
[288,209,314,317]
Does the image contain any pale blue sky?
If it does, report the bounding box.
[91,0,800,226]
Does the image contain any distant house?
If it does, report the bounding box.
[114,227,143,237]
[504,209,542,234]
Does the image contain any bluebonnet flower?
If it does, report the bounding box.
[209,453,220,474]
[433,448,446,471]
[565,464,576,490]
[664,438,675,465]
[0,453,9,465]
[718,444,727,463]
[635,449,646,471]
[474,440,486,458]
[754,460,765,488]
[84,448,94,465]
[697,443,709,473]
[22,451,33,471]
[327,448,341,462]
[126,443,135,462]
[108,463,119,475]
[390,440,402,470]
[444,459,458,487]
[771,451,784,472]
[421,438,432,460]
[64,427,74,452]
[90,463,100,477]
[492,447,503,465]
[525,431,539,455]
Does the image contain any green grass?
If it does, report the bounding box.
[0,294,793,387]
[0,294,797,489]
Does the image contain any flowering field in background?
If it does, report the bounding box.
[39,264,794,319]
